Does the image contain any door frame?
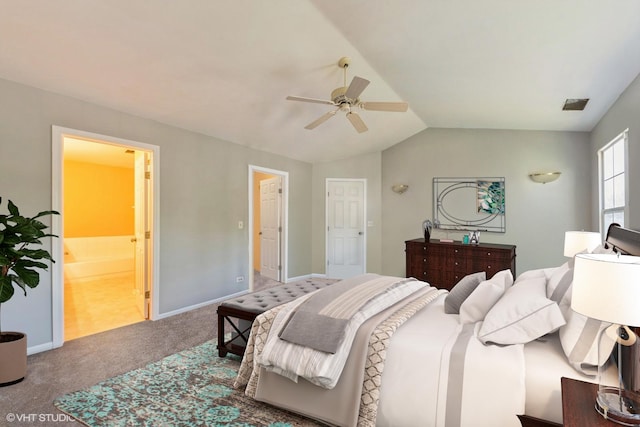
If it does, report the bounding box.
[248,165,288,289]
[325,178,367,278]
[51,125,160,348]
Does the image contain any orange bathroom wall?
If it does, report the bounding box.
[64,160,134,237]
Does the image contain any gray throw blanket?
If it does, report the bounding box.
[278,274,418,353]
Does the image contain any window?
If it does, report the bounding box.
[599,130,627,232]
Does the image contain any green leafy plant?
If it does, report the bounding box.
[0,197,59,334]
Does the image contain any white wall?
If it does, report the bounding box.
[0,78,312,350]
[589,72,640,231]
[381,128,593,277]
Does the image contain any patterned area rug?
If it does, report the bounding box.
[54,340,323,426]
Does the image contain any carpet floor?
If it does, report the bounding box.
[0,276,333,427]
[54,340,322,426]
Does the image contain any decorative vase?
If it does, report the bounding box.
[0,332,27,386]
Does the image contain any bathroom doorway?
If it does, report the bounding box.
[249,165,288,291]
[51,126,158,346]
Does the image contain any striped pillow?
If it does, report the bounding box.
[559,309,615,375]
[548,255,616,375]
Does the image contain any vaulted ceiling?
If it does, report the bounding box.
[1,1,639,163]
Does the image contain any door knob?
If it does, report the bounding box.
[130,237,137,242]
[358,231,364,235]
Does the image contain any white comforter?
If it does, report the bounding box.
[376,293,526,427]
[238,289,527,426]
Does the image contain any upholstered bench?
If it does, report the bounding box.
[217,279,335,357]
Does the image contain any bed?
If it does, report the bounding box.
[234,224,640,427]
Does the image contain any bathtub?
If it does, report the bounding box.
[64,236,135,282]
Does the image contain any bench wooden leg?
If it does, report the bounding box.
[217,307,257,357]
[217,312,228,357]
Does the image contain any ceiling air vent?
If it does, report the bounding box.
[562,98,589,111]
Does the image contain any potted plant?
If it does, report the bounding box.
[0,197,59,386]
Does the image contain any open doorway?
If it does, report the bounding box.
[51,126,158,347]
[249,165,288,291]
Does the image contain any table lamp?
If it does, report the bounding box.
[572,253,640,425]
[564,231,602,257]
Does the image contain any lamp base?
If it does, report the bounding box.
[596,386,640,426]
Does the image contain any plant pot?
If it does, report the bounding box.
[0,332,27,386]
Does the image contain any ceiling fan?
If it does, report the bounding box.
[286,57,409,133]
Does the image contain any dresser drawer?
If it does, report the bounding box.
[473,249,514,278]
[406,241,428,255]
[405,238,516,290]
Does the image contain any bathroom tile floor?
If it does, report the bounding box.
[64,273,145,341]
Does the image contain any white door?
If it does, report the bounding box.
[326,180,366,279]
[260,176,281,281]
[134,151,150,318]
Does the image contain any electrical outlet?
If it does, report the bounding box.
[236,276,244,282]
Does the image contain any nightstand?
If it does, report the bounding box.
[561,377,618,426]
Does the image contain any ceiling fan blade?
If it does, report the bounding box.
[344,76,370,100]
[286,95,335,106]
[360,101,409,112]
[346,111,368,133]
[304,110,338,130]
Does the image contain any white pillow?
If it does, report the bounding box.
[444,271,486,314]
[559,308,616,375]
[478,275,566,345]
[552,253,616,375]
[546,261,573,306]
[459,269,513,324]
[514,267,555,284]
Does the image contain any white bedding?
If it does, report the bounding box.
[523,332,617,424]
[257,275,428,388]
[236,273,619,426]
[376,293,526,427]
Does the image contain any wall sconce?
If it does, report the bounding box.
[391,184,409,194]
[529,171,561,184]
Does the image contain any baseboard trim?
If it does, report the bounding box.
[154,290,249,320]
[27,342,55,356]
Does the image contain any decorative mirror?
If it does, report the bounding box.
[433,177,506,233]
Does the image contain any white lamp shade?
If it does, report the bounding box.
[563,231,602,257]
[571,253,640,327]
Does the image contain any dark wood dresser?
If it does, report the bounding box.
[405,238,516,290]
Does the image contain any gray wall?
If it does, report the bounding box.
[0,78,312,349]
[381,128,593,277]
[2,69,638,352]
[589,73,640,231]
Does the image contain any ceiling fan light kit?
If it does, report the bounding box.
[287,57,409,133]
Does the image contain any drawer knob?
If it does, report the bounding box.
[487,265,492,269]
[487,252,491,256]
